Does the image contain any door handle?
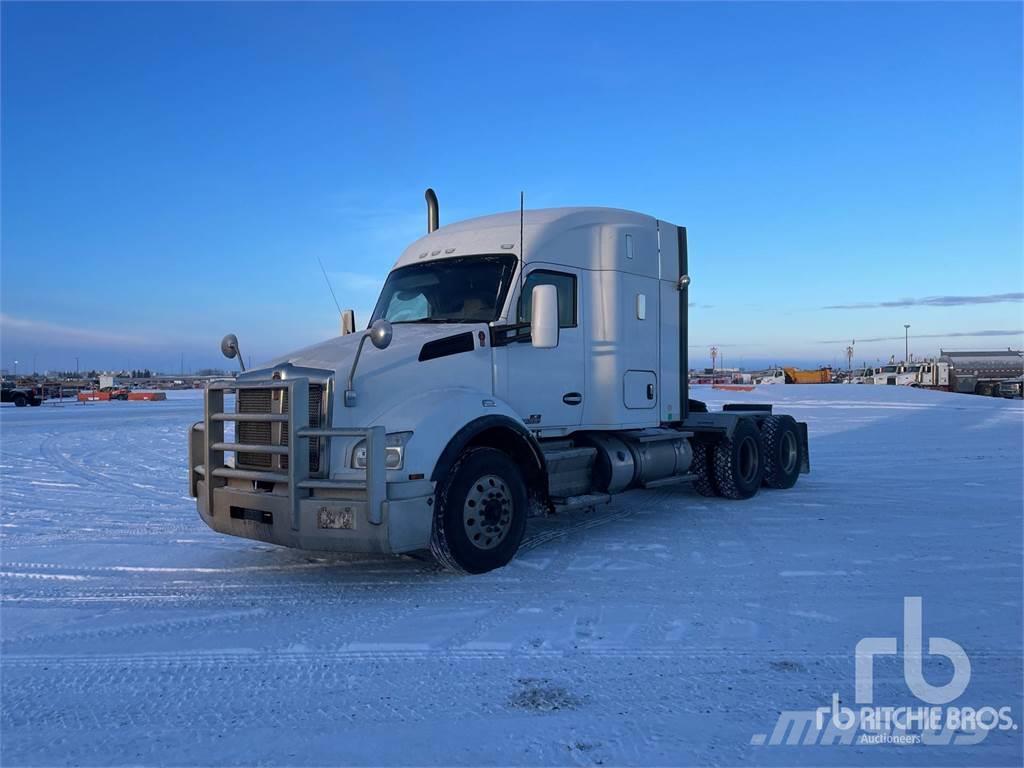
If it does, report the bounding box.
[562,392,583,406]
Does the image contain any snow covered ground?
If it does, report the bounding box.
[1,386,1021,766]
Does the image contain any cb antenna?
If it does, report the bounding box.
[316,255,343,316]
[518,191,525,320]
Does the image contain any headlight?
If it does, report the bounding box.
[351,431,413,470]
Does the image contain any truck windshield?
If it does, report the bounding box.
[371,254,518,324]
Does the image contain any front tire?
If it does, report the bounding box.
[13,394,26,407]
[711,418,765,500]
[430,447,528,574]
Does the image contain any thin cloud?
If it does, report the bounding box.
[823,292,1024,310]
[0,313,152,348]
[818,329,1023,344]
[326,271,384,295]
[0,313,198,351]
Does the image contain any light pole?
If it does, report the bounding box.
[904,324,910,363]
[13,360,18,377]
[75,356,80,376]
[710,346,718,373]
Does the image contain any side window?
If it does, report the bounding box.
[518,270,577,328]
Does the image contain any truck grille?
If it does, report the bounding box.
[236,383,324,474]
[281,386,323,472]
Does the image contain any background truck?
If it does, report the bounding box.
[189,190,810,573]
[871,362,920,386]
[782,366,832,384]
[912,360,952,389]
[939,349,1024,396]
[1,380,43,407]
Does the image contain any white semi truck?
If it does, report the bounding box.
[189,190,810,573]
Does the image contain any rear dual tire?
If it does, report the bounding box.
[691,441,718,497]
[711,418,765,499]
[691,416,802,499]
[690,420,764,500]
[760,416,802,489]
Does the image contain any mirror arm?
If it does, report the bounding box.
[490,322,531,347]
[343,320,392,407]
[344,333,370,407]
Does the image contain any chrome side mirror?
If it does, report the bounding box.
[220,333,246,371]
[368,319,393,350]
[530,285,559,349]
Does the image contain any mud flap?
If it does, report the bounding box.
[797,421,810,474]
[722,403,773,414]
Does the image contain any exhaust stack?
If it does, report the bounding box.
[425,188,439,233]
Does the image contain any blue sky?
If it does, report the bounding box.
[2,1,1021,373]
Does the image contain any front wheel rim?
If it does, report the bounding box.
[462,474,513,550]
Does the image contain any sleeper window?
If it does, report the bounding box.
[518,271,577,328]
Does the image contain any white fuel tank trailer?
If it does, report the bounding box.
[189,190,810,573]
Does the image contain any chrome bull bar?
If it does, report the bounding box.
[188,377,386,531]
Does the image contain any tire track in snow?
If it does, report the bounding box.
[2,607,269,646]
[0,647,865,667]
[519,485,690,554]
[0,560,356,575]
[520,507,636,552]
[17,646,1019,668]
[0,571,90,582]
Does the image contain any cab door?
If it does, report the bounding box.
[499,265,585,433]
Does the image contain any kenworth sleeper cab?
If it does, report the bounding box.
[189,190,810,573]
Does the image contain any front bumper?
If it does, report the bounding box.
[189,377,433,554]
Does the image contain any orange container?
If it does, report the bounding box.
[127,391,167,401]
[78,391,111,402]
